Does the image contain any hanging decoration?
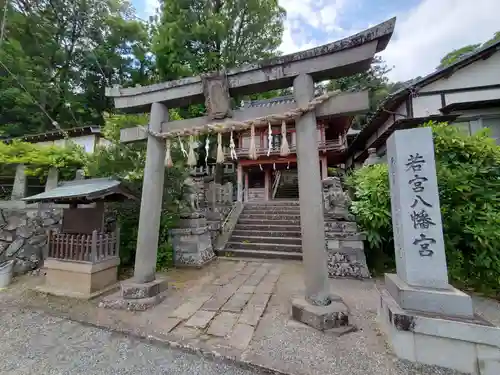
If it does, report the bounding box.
[216,132,225,164]
[273,162,276,170]
[287,161,290,169]
[248,124,257,160]
[178,136,188,158]
[229,130,237,160]
[259,164,263,171]
[267,121,272,156]
[165,139,173,168]
[204,137,210,168]
[280,120,290,156]
[187,135,197,166]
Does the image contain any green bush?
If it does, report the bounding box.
[347,122,500,294]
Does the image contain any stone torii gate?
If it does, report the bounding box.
[105,18,395,323]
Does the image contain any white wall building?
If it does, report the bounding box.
[347,39,500,166]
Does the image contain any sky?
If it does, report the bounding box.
[133,0,500,82]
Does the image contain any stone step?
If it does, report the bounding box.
[232,229,302,238]
[244,201,299,207]
[237,218,301,226]
[227,241,302,253]
[230,235,301,245]
[241,209,301,215]
[234,223,302,232]
[218,249,302,260]
[239,213,301,220]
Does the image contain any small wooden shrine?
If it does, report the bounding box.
[23,178,135,298]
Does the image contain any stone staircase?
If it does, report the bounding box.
[225,201,302,260]
[274,183,299,199]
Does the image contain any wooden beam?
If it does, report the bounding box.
[120,91,370,143]
[106,18,395,112]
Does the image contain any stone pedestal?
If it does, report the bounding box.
[322,177,370,279]
[325,220,370,279]
[170,212,215,268]
[37,257,119,299]
[379,128,500,374]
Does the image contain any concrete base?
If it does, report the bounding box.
[99,277,168,311]
[40,257,119,299]
[291,295,351,331]
[378,288,500,375]
[385,273,474,317]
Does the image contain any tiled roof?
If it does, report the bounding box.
[240,95,295,108]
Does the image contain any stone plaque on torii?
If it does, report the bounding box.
[104,18,396,322]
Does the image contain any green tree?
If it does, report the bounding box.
[153,0,286,80]
[437,30,500,70]
[437,44,481,70]
[347,122,500,294]
[0,0,154,137]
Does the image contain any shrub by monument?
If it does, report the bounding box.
[347,122,500,294]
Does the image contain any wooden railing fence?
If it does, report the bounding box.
[47,229,120,262]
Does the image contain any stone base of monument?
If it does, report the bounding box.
[291,295,352,332]
[385,273,473,317]
[378,285,500,375]
[324,219,370,279]
[170,213,216,268]
[98,277,168,311]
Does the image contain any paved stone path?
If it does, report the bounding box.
[165,261,281,351]
[0,307,264,375]
[5,259,499,375]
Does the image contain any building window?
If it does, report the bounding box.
[452,121,472,135]
[482,117,500,144]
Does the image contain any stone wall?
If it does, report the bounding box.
[0,203,62,274]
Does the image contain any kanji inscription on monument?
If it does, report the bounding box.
[387,127,449,289]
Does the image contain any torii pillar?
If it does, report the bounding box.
[103,18,396,315]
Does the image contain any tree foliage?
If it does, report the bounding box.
[153,0,286,80]
[347,122,500,294]
[0,0,155,137]
[437,31,500,69]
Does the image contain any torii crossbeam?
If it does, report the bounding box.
[105,18,396,318]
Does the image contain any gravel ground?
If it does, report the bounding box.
[0,307,264,375]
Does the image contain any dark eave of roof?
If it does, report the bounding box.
[440,98,500,114]
[241,95,295,108]
[355,114,459,161]
[2,126,102,144]
[349,38,500,155]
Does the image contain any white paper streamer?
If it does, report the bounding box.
[178,136,188,158]
[259,164,263,171]
[229,130,237,160]
[205,137,210,168]
[267,121,272,156]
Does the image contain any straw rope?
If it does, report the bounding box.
[139,90,341,139]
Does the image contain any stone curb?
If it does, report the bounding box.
[19,304,295,375]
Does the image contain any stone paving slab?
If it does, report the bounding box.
[170,295,213,319]
[254,282,276,295]
[239,305,266,326]
[207,312,239,337]
[228,323,255,350]
[184,310,217,329]
[238,285,256,294]
[222,293,253,313]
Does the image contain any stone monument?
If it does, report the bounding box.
[170,174,216,268]
[379,127,500,375]
[322,177,370,279]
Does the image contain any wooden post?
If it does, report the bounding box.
[46,230,51,258]
[91,230,98,262]
[115,227,120,257]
